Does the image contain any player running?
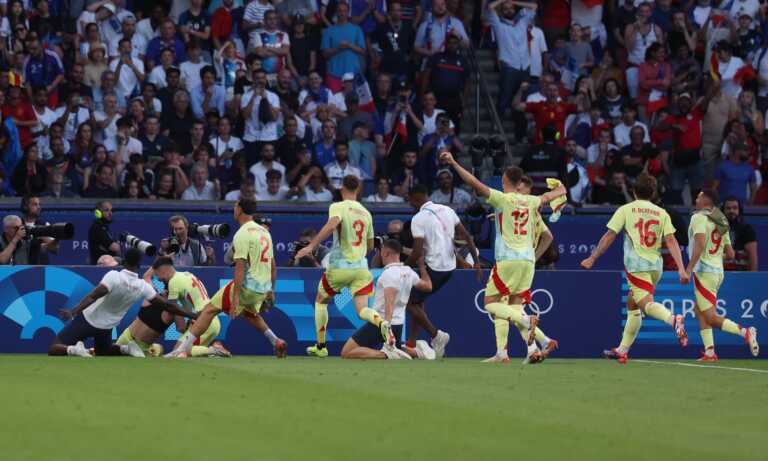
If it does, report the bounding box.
[170,199,288,358]
[686,190,759,361]
[341,239,434,360]
[144,257,232,357]
[581,173,689,364]
[296,175,392,357]
[441,151,566,364]
[50,248,197,358]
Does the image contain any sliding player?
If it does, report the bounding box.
[441,151,567,363]
[296,175,393,357]
[581,173,689,364]
[147,257,232,357]
[687,190,759,361]
[341,239,434,360]
[50,248,196,358]
[171,199,287,358]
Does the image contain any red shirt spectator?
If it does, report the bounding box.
[2,89,37,149]
[637,44,671,112]
[524,82,578,145]
[662,104,703,151]
[211,2,234,48]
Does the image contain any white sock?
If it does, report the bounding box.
[179,333,197,352]
[617,345,629,354]
[119,344,130,355]
[66,345,78,356]
[263,329,278,346]
[527,343,538,354]
[538,335,551,348]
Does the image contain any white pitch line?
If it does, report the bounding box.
[635,360,768,374]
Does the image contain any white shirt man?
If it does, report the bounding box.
[54,106,91,142]
[324,161,362,189]
[429,187,473,207]
[148,66,170,88]
[529,25,548,78]
[181,181,217,200]
[373,263,421,327]
[241,88,281,142]
[613,120,650,148]
[365,193,405,203]
[411,201,460,272]
[84,269,156,329]
[105,135,143,163]
[211,135,245,157]
[110,54,145,101]
[256,186,291,201]
[250,160,287,192]
[180,59,207,91]
[109,32,147,60]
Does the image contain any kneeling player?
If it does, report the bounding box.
[50,249,196,358]
[341,239,434,360]
[170,199,287,357]
[296,175,392,357]
[686,190,759,361]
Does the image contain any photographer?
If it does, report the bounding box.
[88,201,120,265]
[21,195,59,263]
[161,215,215,267]
[288,227,329,268]
[0,215,40,265]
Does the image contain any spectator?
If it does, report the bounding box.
[619,125,655,182]
[190,65,226,119]
[320,1,366,91]
[565,23,594,79]
[288,15,317,80]
[275,117,309,184]
[256,168,292,200]
[365,176,405,203]
[105,116,142,170]
[53,92,90,143]
[517,80,578,145]
[163,90,197,142]
[519,124,568,193]
[213,41,247,99]
[165,214,215,268]
[637,43,671,121]
[41,170,77,198]
[241,69,281,166]
[45,135,81,194]
[149,50,178,90]
[108,14,146,61]
[211,115,244,159]
[109,38,145,103]
[297,166,333,201]
[723,197,759,271]
[152,170,178,200]
[23,35,64,106]
[700,74,737,182]
[120,154,154,198]
[83,163,118,198]
[84,46,109,91]
[139,115,170,162]
[146,20,186,67]
[299,70,346,119]
[420,112,463,181]
[391,149,423,196]
[429,168,472,207]
[0,214,40,264]
[594,169,633,205]
[624,2,663,99]
[422,33,468,132]
[313,119,337,167]
[4,84,37,150]
[373,2,415,82]
[58,63,94,108]
[714,143,757,205]
[324,140,362,191]
[11,144,47,196]
[613,104,650,147]
[253,10,290,78]
[713,40,750,99]
[250,143,287,194]
[179,0,212,53]
[243,0,274,44]
[337,92,375,140]
[348,122,376,179]
[180,41,207,92]
[224,177,257,201]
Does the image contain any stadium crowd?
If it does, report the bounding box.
[0,0,762,208]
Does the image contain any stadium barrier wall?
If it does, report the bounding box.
[1,202,766,270]
[1,266,765,359]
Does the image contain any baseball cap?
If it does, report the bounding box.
[342,72,355,82]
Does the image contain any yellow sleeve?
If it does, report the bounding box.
[606,207,626,234]
[167,275,181,302]
[486,188,505,209]
[662,211,676,237]
[366,214,374,240]
[690,214,707,237]
[723,228,732,246]
[528,194,542,211]
[329,202,343,222]
[233,228,249,261]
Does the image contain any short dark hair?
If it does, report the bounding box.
[123,248,142,269]
[116,116,132,129]
[383,238,402,254]
[265,169,283,181]
[152,256,174,270]
[520,175,533,187]
[342,175,360,192]
[700,188,720,206]
[409,183,429,197]
[503,166,524,186]
[335,139,348,149]
[238,198,258,215]
[199,65,216,80]
[633,173,657,200]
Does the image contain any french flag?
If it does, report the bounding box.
[325,72,376,113]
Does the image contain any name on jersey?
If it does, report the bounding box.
[631,207,660,216]
[348,207,367,216]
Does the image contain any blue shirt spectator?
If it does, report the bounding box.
[715,148,757,205]
[146,20,188,67]
[313,141,336,168]
[190,84,226,119]
[22,46,64,89]
[321,3,366,80]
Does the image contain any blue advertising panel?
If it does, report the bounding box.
[1,267,764,359]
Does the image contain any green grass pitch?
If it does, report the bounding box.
[2,356,766,461]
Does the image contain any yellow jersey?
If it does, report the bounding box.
[607,200,676,272]
[167,271,209,312]
[328,200,373,269]
[232,220,274,293]
[688,212,731,274]
[487,189,542,262]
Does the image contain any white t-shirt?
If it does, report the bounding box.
[613,121,650,148]
[181,181,218,200]
[728,0,760,20]
[302,187,333,201]
[180,60,207,91]
[136,17,159,44]
[411,201,460,271]
[110,56,145,100]
[250,161,287,193]
[417,109,452,145]
[241,89,281,142]
[105,135,143,163]
[372,263,420,325]
[211,135,245,157]
[83,269,156,329]
[108,33,147,59]
[148,66,169,89]
[256,186,291,200]
[324,161,362,189]
[33,106,57,140]
[364,193,405,203]
[529,26,548,78]
[224,189,242,201]
[94,111,119,143]
[53,107,91,141]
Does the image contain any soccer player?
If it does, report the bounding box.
[295,175,391,358]
[404,183,481,359]
[49,248,197,358]
[441,151,567,363]
[170,199,288,358]
[580,173,689,364]
[686,189,759,361]
[515,175,559,364]
[144,257,233,357]
[341,239,435,360]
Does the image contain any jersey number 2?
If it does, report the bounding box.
[259,236,270,263]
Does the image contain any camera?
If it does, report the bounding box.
[167,236,181,253]
[399,94,407,104]
[189,223,230,240]
[120,232,156,256]
[255,216,272,228]
[469,136,488,169]
[25,223,74,240]
[489,135,507,175]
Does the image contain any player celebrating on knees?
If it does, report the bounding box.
[687,190,759,361]
[341,239,434,360]
[581,173,689,364]
[170,199,288,358]
[404,184,481,359]
[441,151,567,363]
[146,257,232,357]
[295,175,390,358]
[50,248,197,358]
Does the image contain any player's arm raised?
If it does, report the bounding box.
[295,216,341,260]
[580,230,617,269]
[664,233,689,284]
[539,184,568,205]
[439,150,491,199]
[60,284,109,320]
